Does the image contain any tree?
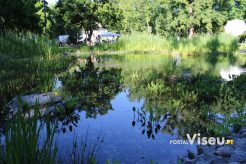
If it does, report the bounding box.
[0,0,40,32]
[55,0,123,41]
[35,0,54,34]
[118,0,159,33]
[119,0,246,38]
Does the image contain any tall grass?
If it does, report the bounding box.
[1,100,58,164]
[87,32,239,56]
[0,32,76,108]
[0,100,104,164]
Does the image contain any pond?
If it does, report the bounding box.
[0,53,246,163]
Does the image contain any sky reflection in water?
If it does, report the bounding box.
[55,90,196,163]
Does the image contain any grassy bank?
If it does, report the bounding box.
[82,33,239,56]
[0,32,76,108]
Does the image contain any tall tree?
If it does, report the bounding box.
[35,0,52,34]
[0,0,40,32]
[119,0,245,37]
[118,0,158,33]
[55,0,122,41]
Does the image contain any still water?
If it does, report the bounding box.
[55,90,196,163]
[1,53,246,163]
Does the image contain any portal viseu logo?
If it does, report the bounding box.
[170,133,234,145]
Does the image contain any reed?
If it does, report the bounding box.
[0,32,76,108]
[1,100,58,164]
[86,32,239,56]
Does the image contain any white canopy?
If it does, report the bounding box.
[58,35,69,43]
[224,19,246,36]
[98,32,120,37]
[220,66,246,81]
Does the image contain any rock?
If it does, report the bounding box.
[182,72,192,80]
[5,92,63,118]
[20,93,62,106]
[214,113,224,124]
[232,133,240,138]
[181,126,246,163]
[229,150,246,163]
[210,158,229,164]
[214,146,233,157]
[24,110,35,118]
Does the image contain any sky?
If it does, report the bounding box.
[46,0,58,5]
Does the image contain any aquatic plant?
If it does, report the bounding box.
[0,99,106,164]
[127,66,246,138]
[1,101,58,164]
[0,31,76,109]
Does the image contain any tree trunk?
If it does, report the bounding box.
[146,21,152,34]
[188,7,194,39]
[188,26,194,39]
[86,29,94,47]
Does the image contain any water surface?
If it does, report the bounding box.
[1,53,246,163]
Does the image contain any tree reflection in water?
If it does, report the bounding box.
[129,68,246,139]
[58,57,123,132]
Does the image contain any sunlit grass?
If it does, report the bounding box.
[82,32,239,56]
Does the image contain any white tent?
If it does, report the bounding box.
[224,19,246,36]
[98,32,120,37]
[58,35,69,43]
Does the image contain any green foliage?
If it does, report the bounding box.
[127,60,246,137]
[118,0,246,37]
[35,0,54,34]
[1,0,245,38]
[88,33,239,55]
[54,0,122,40]
[60,59,123,118]
[2,101,58,164]
[0,32,76,109]
[0,101,106,164]
[0,0,40,31]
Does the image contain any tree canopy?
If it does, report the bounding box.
[118,0,246,37]
[0,0,245,38]
[54,0,122,40]
[0,0,40,32]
